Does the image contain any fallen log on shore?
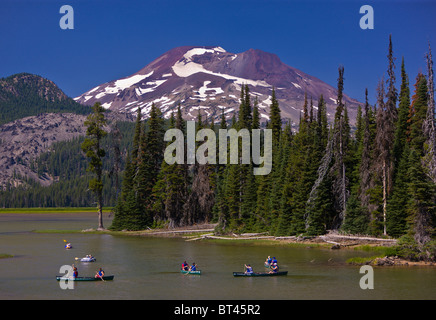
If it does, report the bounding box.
[323,234,397,242]
[319,234,396,249]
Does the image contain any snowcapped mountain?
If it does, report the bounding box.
[75,46,361,127]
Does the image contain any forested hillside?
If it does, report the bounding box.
[0,73,90,125]
[0,121,135,207]
[110,38,436,246]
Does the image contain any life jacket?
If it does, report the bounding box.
[246,266,253,273]
[191,265,196,271]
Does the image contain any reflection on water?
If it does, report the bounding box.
[0,213,435,300]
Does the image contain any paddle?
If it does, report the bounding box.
[183,266,193,275]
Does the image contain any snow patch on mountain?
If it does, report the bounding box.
[172,48,270,88]
[114,72,154,90]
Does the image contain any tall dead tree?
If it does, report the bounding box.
[331,66,349,229]
[359,89,374,210]
[375,35,398,235]
[423,42,436,183]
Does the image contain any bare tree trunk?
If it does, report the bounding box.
[424,43,436,183]
[98,201,104,230]
[382,161,387,236]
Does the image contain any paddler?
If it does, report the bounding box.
[182,261,189,271]
[95,268,105,279]
[269,263,279,274]
[244,264,253,274]
[189,262,197,271]
[72,264,78,278]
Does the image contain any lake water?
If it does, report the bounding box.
[0,212,435,300]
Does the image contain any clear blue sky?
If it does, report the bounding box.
[1,0,435,105]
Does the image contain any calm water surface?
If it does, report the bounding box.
[0,213,435,300]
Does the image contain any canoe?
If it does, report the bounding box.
[56,275,114,281]
[233,271,288,277]
[180,270,201,275]
[80,257,96,262]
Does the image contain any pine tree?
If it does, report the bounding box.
[269,122,292,235]
[238,84,252,129]
[407,72,428,153]
[131,107,142,167]
[386,145,411,237]
[252,97,260,130]
[305,109,333,235]
[135,103,165,227]
[407,148,436,245]
[254,89,281,233]
[106,122,123,205]
[359,89,376,225]
[393,57,411,171]
[269,87,282,150]
[215,109,229,233]
[343,92,370,234]
[183,111,215,226]
[331,66,349,229]
[153,112,188,228]
[305,94,335,233]
[81,102,107,230]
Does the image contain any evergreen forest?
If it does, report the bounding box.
[111,37,436,248]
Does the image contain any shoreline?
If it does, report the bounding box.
[0,207,113,214]
[96,225,436,267]
[3,210,432,267]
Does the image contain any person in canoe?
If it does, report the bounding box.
[95,268,105,279]
[181,261,189,271]
[65,242,72,249]
[269,263,279,274]
[265,256,272,267]
[72,265,78,278]
[189,262,197,272]
[244,264,253,275]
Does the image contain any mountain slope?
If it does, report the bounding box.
[0,110,134,190]
[0,73,90,125]
[75,46,361,126]
[0,113,88,188]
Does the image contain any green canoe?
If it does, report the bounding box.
[180,270,201,275]
[56,275,114,281]
[233,271,287,277]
